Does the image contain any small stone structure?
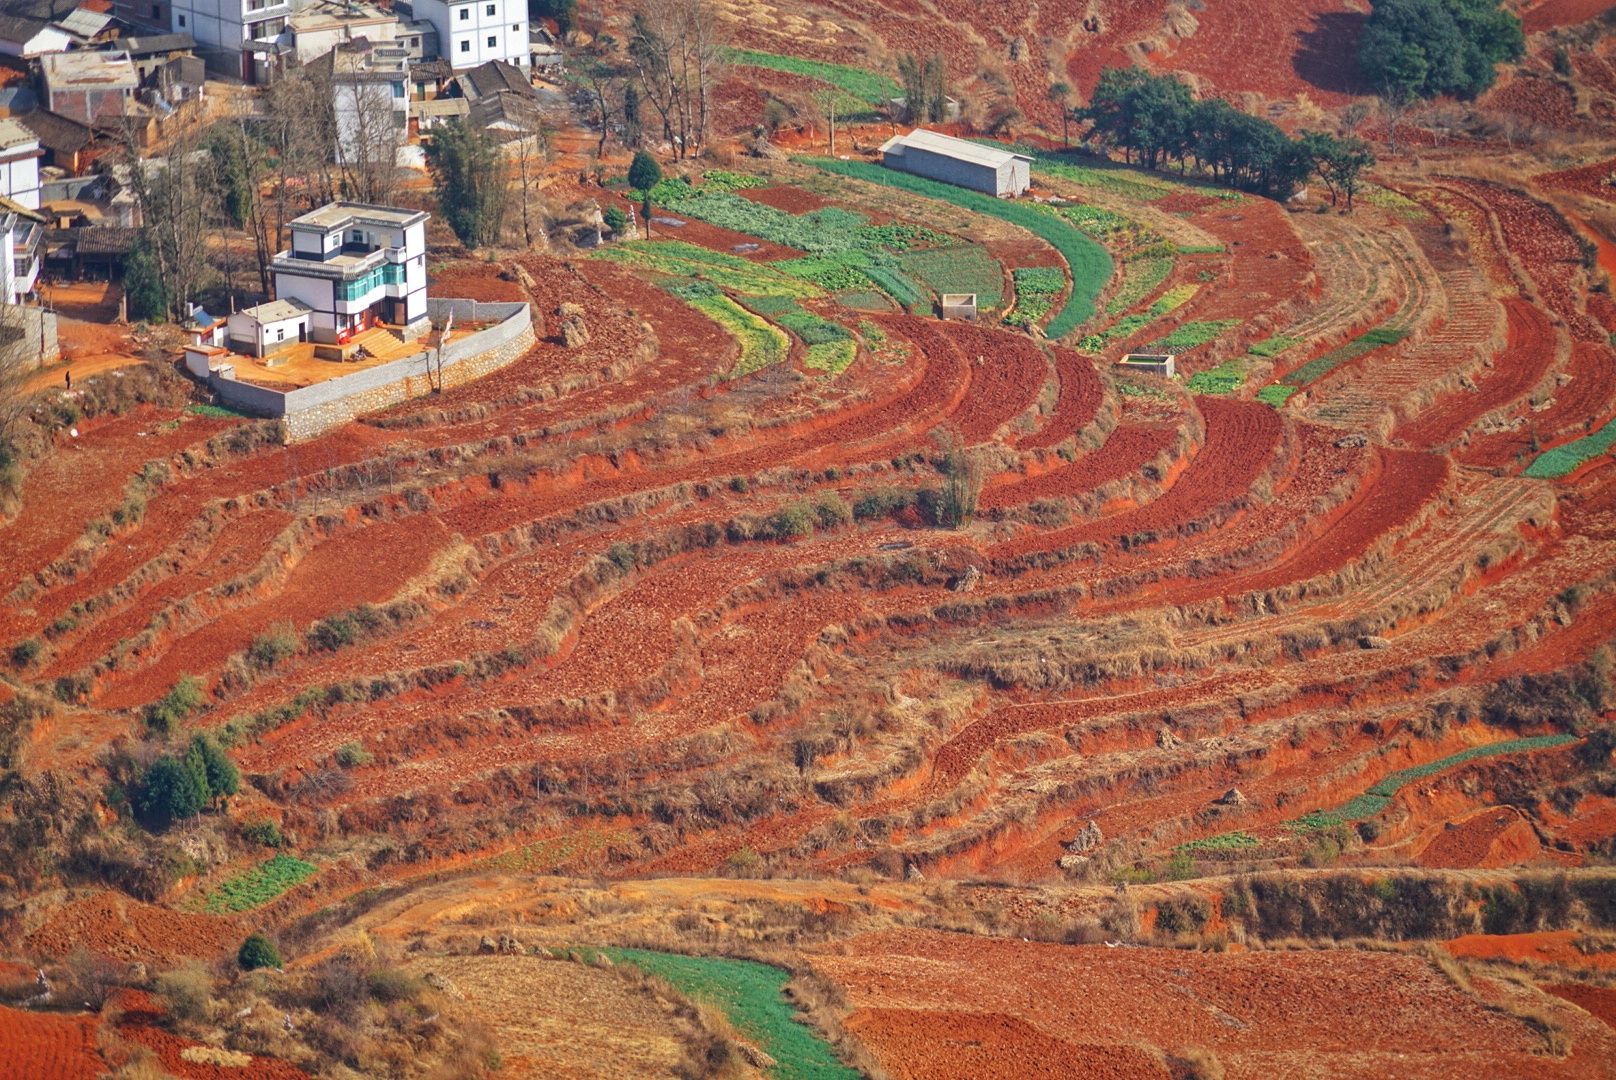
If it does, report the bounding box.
[1118,352,1177,377]
[200,298,534,442]
[940,293,978,321]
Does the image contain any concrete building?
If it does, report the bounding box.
[124,32,199,82]
[41,50,138,125]
[879,128,1031,198]
[0,119,42,210]
[287,0,400,64]
[271,201,429,344]
[410,0,527,71]
[168,0,295,81]
[312,41,410,171]
[227,297,311,355]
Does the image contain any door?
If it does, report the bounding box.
[298,322,306,343]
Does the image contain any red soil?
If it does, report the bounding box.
[1487,75,1583,131]
[24,893,239,967]
[1159,0,1367,107]
[1447,931,1616,972]
[1016,347,1105,450]
[818,929,1616,1078]
[0,1005,103,1080]
[1545,984,1616,1031]
[1522,0,1616,32]
[980,423,1175,512]
[1416,807,1544,868]
[114,994,309,1080]
[738,185,833,214]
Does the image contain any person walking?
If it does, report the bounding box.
[64,368,71,390]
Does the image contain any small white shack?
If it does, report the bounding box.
[1118,352,1177,378]
[227,299,312,357]
[879,129,1032,198]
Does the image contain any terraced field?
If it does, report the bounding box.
[6,7,1616,1072]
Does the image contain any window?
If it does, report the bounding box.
[457,6,467,19]
[410,36,419,47]
[486,35,495,47]
[276,328,284,341]
[485,3,494,13]
[458,39,468,52]
[392,82,404,98]
[511,23,518,31]
[150,4,159,16]
[176,13,185,25]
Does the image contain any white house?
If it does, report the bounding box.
[879,128,1031,198]
[288,0,401,64]
[270,201,429,344]
[0,195,45,303]
[169,0,295,82]
[227,297,311,355]
[315,42,410,171]
[0,119,42,211]
[0,15,72,59]
[410,0,527,71]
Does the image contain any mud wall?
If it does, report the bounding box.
[208,300,534,443]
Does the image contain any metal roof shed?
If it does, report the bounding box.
[878,128,1031,198]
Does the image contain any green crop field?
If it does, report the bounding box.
[804,157,1111,338]
[1177,831,1260,853]
[1079,283,1198,353]
[599,241,823,298]
[200,854,317,913]
[721,48,898,109]
[601,948,859,1080]
[1287,735,1578,832]
[1005,266,1065,329]
[1185,358,1250,394]
[1280,325,1407,389]
[670,282,791,377]
[1106,254,1174,315]
[898,244,1005,308]
[1247,334,1299,358]
[1257,384,1298,407]
[1525,415,1616,479]
[1154,319,1239,352]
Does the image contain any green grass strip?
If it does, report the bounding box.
[1078,283,1199,353]
[805,339,858,374]
[1283,325,1407,388]
[1155,319,1239,352]
[201,854,317,913]
[1176,831,1260,854]
[1257,384,1297,407]
[601,948,860,1080]
[599,241,823,299]
[802,156,1111,338]
[721,48,898,108]
[1287,734,1578,832]
[1525,415,1616,479]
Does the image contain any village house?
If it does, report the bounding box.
[0,14,71,59]
[270,201,429,344]
[41,49,139,125]
[0,118,42,210]
[410,0,527,71]
[226,296,312,355]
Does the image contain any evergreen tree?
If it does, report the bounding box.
[188,734,239,806]
[1358,0,1523,102]
[135,754,208,827]
[424,121,509,249]
[123,236,169,323]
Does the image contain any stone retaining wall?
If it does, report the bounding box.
[208,300,534,442]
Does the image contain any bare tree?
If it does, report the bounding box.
[123,117,216,320]
[628,0,726,159]
[508,113,551,249]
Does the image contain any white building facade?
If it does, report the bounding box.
[169,0,294,81]
[410,0,526,71]
[0,120,42,211]
[271,202,429,344]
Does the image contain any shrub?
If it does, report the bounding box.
[238,933,281,971]
[602,205,628,235]
[241,819,284,848]
[247,622,299,671]
[144,675,205,736]
[766,504,815,541]
[9,638,41,669]
[154,964,213,1023]
[334,741,372,768]
[367,968,423,1003]
[853,488,915,521]
[809,492,852,530]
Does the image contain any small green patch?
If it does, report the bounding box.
[1247,335,1299,359]
[1105,254,1174,316]
[670,282,791,378]
[186,403,251,419]
[1185,358,1248,395]
[721,48,898,108]
[1177,831,1260,853]
[601,948,859,1080]
[1257,384,1297,407]
[1153,319,1239,352]
[201,854,317,913]
[1004,266,1066,329]
[1282,325,1406,388]
[1525,415,1616,479]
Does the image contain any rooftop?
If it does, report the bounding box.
[52,7,111,39]
[238,298,311,323]
[456,59,530,100]
[286,201,427,231]
[0,13,54,44]
[122,32,195,55]
[291,0,396,33]
[879,128,1031,170]
[0,117,37,150]
[42,49,137,89]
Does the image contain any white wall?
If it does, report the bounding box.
[415,0,527,69]
[0,146,40,210]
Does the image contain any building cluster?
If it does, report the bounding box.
[0,0,563,315]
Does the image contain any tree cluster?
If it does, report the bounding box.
[134,734,239,829]
[896,52,950,124]
[1079,67,1375,205]
[1358,0,1524,102]
[626,0,724,159]
[425,121,510,250]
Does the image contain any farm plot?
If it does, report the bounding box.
[897,244,1005,309]
[804,157,1112,337]
[1003,267,1064,330]
[197,854,318,913]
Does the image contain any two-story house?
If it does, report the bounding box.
[270,202,429,344]
[410,0,527,71]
